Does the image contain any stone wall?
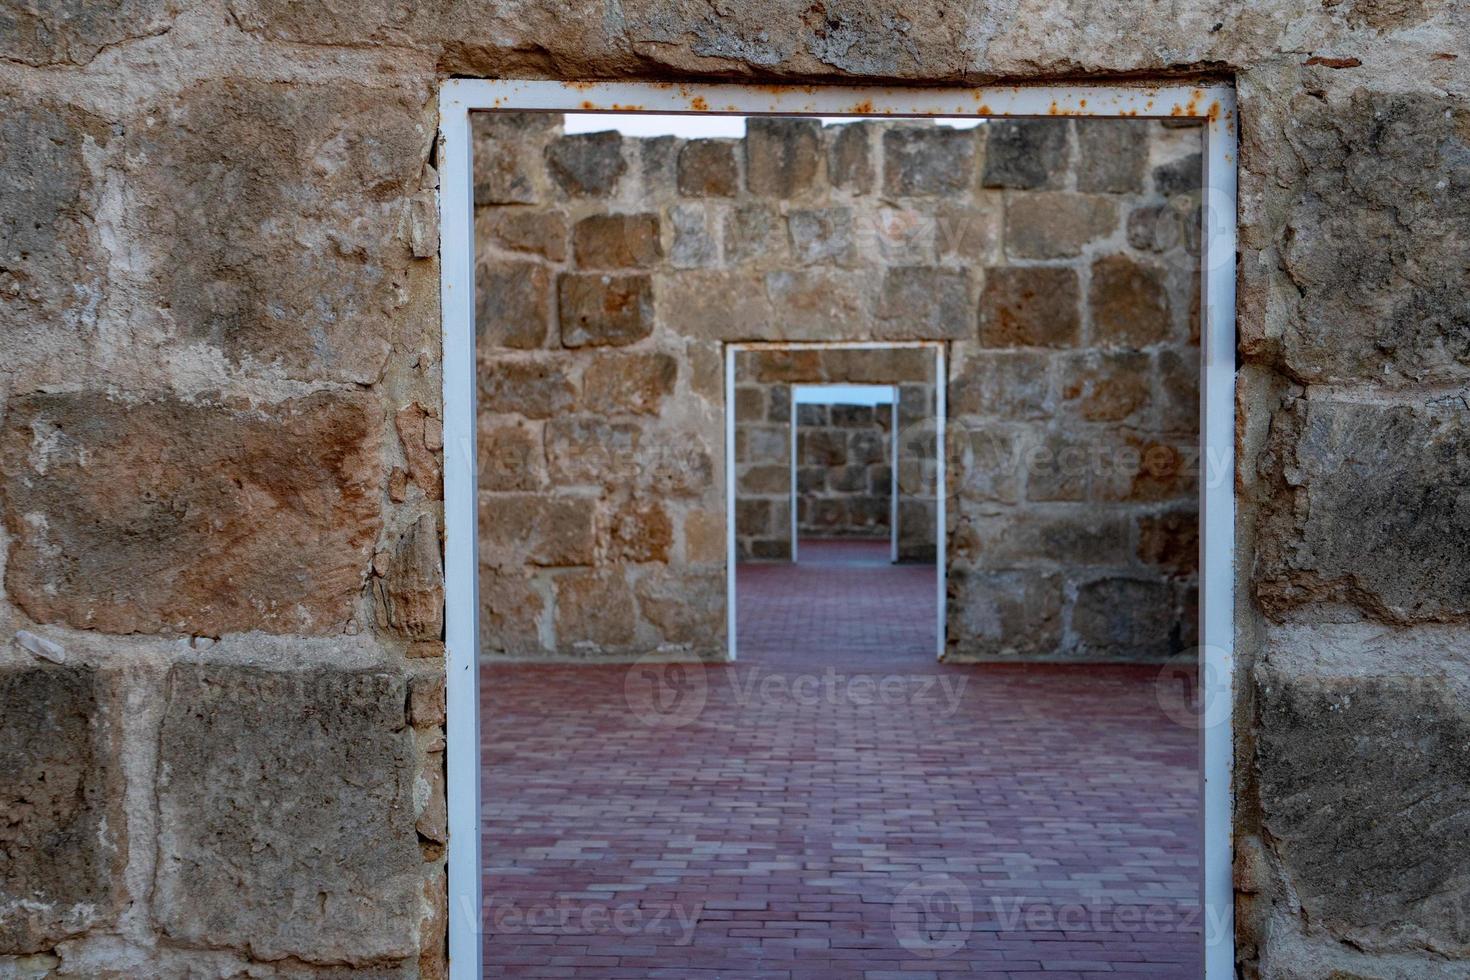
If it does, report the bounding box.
[477,114,1200,661]
[3,2,1467,977]
[733,347,939,561]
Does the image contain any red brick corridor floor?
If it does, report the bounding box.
[483,540,1201,978]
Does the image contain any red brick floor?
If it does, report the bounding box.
[482,540,1201,978]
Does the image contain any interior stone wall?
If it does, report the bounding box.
[476,113,1200,663]
[2,3,1467,977]
[732,347,938,561]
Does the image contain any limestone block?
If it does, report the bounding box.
[1090,255,1172,347]
[1071,577,1180,659]
[982,120,1069,190]
[1005,193,1117,259]
[582,352,678,415]
[545,132,627,196]
[558,273,655,347]
[677,139,738,197]
[0,391,382,636]
[745,118,820,197]
[572,213,662,269]
[479,494,596,568]
[1076,119,1149,193]
[154,665,419,965]
[979,267,1081,347]
[479,357,576,419]
[554,569,636,648]
[883,126,977,196]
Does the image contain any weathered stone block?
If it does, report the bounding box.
[982,120,1069,189]
[476,260,550,349]
[745,118,820,197]
[395,401,443,501]
[637,433,716,498]
[883,126,977,196]
[828,122,874,193]
[684,510,725,564]
[1075,120,1148,193]
[480,568,547,655]
[545,132,627,196]
[659,269,773,339]
[582,352,677,416]
[480,494,596,568]
[1256,400,1470,623]
[635,568,725,649]
[1274,91,1470,384]
[668,203,718,268]
[955,429,1022,504]
[876,266,971,339]
[479,357,576,419]
[546,416,641,484]
[1089,255,1171,346]
[1153,152,1202,196]
[0,98,110,337]
[0,0,176,66]
[951,351,1050,418]
[473,112,554,205]
[1137,508,1199,575]
[787,207,856,265]
[979,267,1081,348]
[480,208,567,261]
[724,203,786,263]
[558,273,655,347]
[128,79,426,382]
[737,498,774,537]
[0,391,382,636]
[1256,669,1470,953]
[1005,193,1117,259]
[1157,348,1200,434]
[801,429,848,466]
[1071,577,1180,659]
[154,665,419,964]
[606,500,673,563]
[677,139,738,196]
[0,664,118,953]
[1057,350,1152,423]
[741,464,790,495]
[572,212,662,268]
[374,515,443,641]
[478,418,545,492]
[935,201,1004,264]
[948,568,1062,659]
[765,269,868,338]
[735,385,765,422]
[554,569,637,649]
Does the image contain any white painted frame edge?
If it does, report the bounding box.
[437,78,1238,980]
[787,383,902,565]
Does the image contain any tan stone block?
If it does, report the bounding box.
[684,509,725,563]
[606,500,673,563]
[554,569,636,648]
[475,260,550,349]
[582,352,677,416]
[545,416,641,485]
[545,132,626,196]
[635,568,725,647]
[397,401,444,499]
[1137,508,1200,575]
[657,270,772,339]
[572,212,662,268]
[1006,192,1118,259]
[479,567,547,655]
[480,208,567,261]
[479,357,576,419]
[0,391,382,636]
[745,118,819,197]
[1090,255,1171,346]
[374,514,444,642]
[558,272,655,347]
[1056,350,1153,423]
[478,418,544,492]
[979,267,1081,348]
[677,139,738,196]
[479,494,596,568]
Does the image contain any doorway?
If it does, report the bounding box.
[442,81,1238,980]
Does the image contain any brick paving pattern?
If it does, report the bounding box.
[483,540,1201,978]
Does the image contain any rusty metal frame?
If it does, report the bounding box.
[439,78,1238,980]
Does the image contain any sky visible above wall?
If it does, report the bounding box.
[562,112,984,138]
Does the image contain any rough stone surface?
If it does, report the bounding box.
[127,79,427,383]
[979,267,1081,348]
[0,0,178,66]
[481,207,567,261]
[1256,668,1470,955]
[545,132,627,196]
[0,665,117,953]
[554,569,637,649]
[745,118,820,197]
[1076,120,1149,193]
[480,357,576,418]
[677,139,738,196]
[476,260,550,349]
[558,273,655,347]
[480,495,596,569]
[572,212,662,268]
[375,515,444,641]
[1256,400,1470,624]
[1005,193,1117,259]
[582,352,677,415]
[0,392,382,636]
[982,120,1069,190]
[154,664,420,964]
[0,97,110,337]
[1071,577,1180,659]
[828,122,874,193]
[883,126,976,196]
[876,266,971,339]
[1090,255,1172,346]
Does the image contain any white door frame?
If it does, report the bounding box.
[437,79,1237,980]
[787,383,901,563]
